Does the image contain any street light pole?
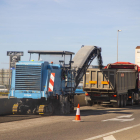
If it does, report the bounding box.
[117,30,122,62]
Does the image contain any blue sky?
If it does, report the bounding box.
[0,0,140,68]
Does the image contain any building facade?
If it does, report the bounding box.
[135,46,140,67]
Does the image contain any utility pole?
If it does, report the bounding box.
[117,30,122,62]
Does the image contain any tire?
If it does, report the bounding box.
[130,97,133,106]
[135,100,139,105]
[45,103,54,115]
[120,95,123,107]
[128,91,134,106]
[123,95,127,107]
[86,100,93,106]
[113,96,120,108]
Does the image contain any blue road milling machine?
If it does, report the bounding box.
[9,45,103,115]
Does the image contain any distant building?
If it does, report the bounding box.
[135,46,140,67]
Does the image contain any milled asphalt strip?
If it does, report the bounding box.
[84,123,140,140]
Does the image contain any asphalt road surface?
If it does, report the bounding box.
[1,105,140,140]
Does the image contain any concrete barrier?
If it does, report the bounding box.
[0,97,19,115]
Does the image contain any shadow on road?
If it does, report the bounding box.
[66,104,140,117]
[1,104,140,123]
[0,114,41,123]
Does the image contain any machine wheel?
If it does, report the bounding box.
[70,102,74,113]
[12,104,19,114]
[12,103,27,114]
[39,104,54,116]
[69,95,74,113]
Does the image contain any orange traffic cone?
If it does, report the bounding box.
[73,104,83,122]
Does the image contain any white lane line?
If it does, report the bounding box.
[84,123,140,140]
[102,114,134,122]
[117,114,133,118]
[102,118,134,122]
[103,135,116,140]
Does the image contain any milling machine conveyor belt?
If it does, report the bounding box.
[72,45,103,90]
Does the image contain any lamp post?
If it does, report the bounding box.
[117,30,122,62]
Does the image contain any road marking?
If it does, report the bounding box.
[117,114,133,118]
[84,123,140,140]
[102,114,134,122]
[103,135,116,140]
